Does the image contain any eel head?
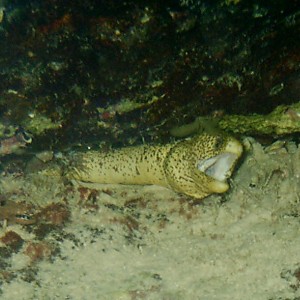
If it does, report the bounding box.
[165,133,243,199]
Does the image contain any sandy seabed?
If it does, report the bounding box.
[0,137,300,300]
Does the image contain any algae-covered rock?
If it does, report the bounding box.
[21,111,62,135]
[171,102,300,137]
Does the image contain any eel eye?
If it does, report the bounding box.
[214,137,223,150]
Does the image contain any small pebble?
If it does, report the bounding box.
[35,151,54,163]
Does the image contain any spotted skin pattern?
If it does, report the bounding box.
[66,134,243,199]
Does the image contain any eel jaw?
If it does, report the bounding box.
[197,140,243,193]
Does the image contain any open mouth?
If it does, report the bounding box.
[197,153,239,182]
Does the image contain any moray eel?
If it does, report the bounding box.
[65,134,243,199]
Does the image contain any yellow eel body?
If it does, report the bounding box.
[65,134,243,199]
